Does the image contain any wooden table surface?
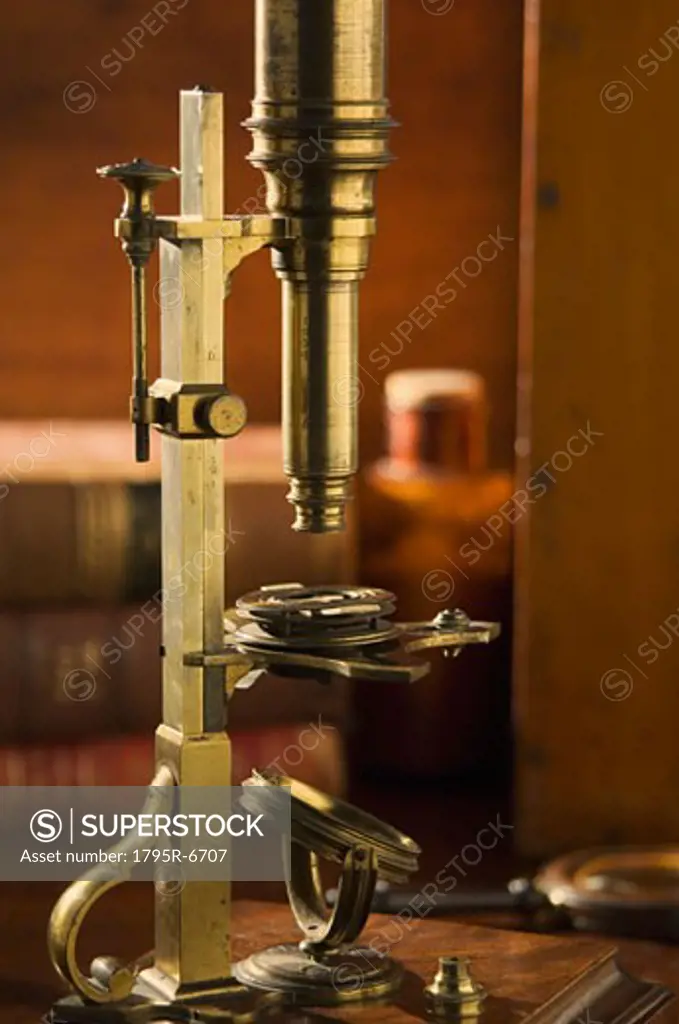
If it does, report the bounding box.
[3,883,679,1024]
[2,779,678,1021]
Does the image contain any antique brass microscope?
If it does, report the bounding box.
[46,1,499,1019]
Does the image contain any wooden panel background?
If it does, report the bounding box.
[0,0,522,468]
[515,0,679,853]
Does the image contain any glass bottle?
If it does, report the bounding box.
[353,369,513,779]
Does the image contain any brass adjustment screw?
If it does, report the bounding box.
[434,609,470,660]
[433,609,471,630]
[425,957,486,1019]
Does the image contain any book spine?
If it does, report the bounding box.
[0,726,346,794]
[0,478,354,606]
[0,608,348,744]
[0,608,161,744]
[0,482,159,605]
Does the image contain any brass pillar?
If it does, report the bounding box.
[144,89,232,1001]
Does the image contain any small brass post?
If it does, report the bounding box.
[425,957,487,1019]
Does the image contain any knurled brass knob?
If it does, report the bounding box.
[194,393,248,438]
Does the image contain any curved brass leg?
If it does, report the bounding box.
[47,766,174,1005]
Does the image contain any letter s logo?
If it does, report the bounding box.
[30,810,63,843]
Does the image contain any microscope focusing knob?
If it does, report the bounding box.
[194,392,248,438]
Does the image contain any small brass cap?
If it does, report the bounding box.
[425,957,486,1019]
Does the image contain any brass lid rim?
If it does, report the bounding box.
[535,845,679,911]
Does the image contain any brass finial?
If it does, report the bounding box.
[425,957,487,1019]
[97,158,179,266]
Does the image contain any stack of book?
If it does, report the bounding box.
[0,421,353,789]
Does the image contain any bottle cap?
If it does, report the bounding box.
[383,369,487,472]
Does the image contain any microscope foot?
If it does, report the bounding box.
[47,980,284,1024]
[233,942,402,1007]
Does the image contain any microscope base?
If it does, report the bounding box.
[233,942,402,1006]
[49,977,284,1024]
[45,902,674,1024]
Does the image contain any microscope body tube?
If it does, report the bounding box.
[245,0,394,532]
